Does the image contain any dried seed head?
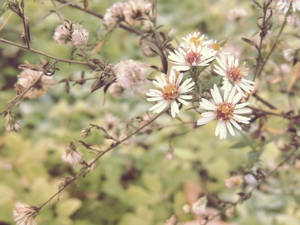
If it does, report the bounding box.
[13,202,38,225]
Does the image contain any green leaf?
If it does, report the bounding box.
[57,198,82,218]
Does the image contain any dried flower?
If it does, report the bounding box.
[15,69,54,99]
[80,128,91,138]
[13,202,38,225]
[4,112,20,132]
[104,2,125,31]
[53,21,72,45]
[123,0,153,27]
[146,68,194,118]
[62,142,82,167]
[225,175,243,188]
[113,60,151,90]
[71,24,89,48]
[197,85,251,139]
[214,54,254,96]
[277,0,300,14]
[228,8,248,22]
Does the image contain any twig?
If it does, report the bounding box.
[37,111,163,210]
[252,92,277,109]
[0,74,43,115]
[0,38,93,67]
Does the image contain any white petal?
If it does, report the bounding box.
[170,101,179,118]
[197,113,216,125]
[234,108,252,114]
[200,99,217,111]
[226,121,235,136]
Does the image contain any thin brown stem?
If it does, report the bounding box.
[37,111,163,211]
[0,38,93,67]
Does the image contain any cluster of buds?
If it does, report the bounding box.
[15,68,54,99]
[104,0,153,31]
[53,21,89,49]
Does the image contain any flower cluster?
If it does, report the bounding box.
[104,0,153,31]
[15,69,54,99]
[146,31,253,139]
[53,21,88,49]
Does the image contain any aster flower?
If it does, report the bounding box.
[15,69,54,99]
[277,0,300,14]
[146,69,195,118]
[168,45,216,71]
[180,32,208,49]
[197,85,251,139]
[62,145,82,167]
[71,24,89,49]
[104,2,125,31]
[214,54,254,96]
[13,202,38,225]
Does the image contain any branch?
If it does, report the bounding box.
[37,111,163,211]
[0,38,93,67]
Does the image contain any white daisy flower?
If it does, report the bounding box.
[197,85,252,140]
[168,45,216,71]
[146,69,195,118]
[180,32,208,49]
[214,54,254,96]
[277,0,300,14]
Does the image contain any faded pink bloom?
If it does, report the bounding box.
[104,2,125,31]
[13,202,38,225]
[53,21,72,45]
[228,8,248,22]
[62,148,82,167]
[15,69,54,99]
[102,113,120,133]
[225,175,243,188]
[123,0,153,27]
[71,24,89,48]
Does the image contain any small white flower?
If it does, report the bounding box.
[13,202,38,225]
[214,54,254,96]
[180,32,208,49]
[277,0,300,14]
[197,85,252,140]
[62,147,82,167]
[146,69,195,118]
[168,45,216,71]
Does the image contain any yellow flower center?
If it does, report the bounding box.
[216,103,235,121]
[190,36,201,47]
[211,43,221,51]
[162,83,179,101]
[227,67,243,83]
